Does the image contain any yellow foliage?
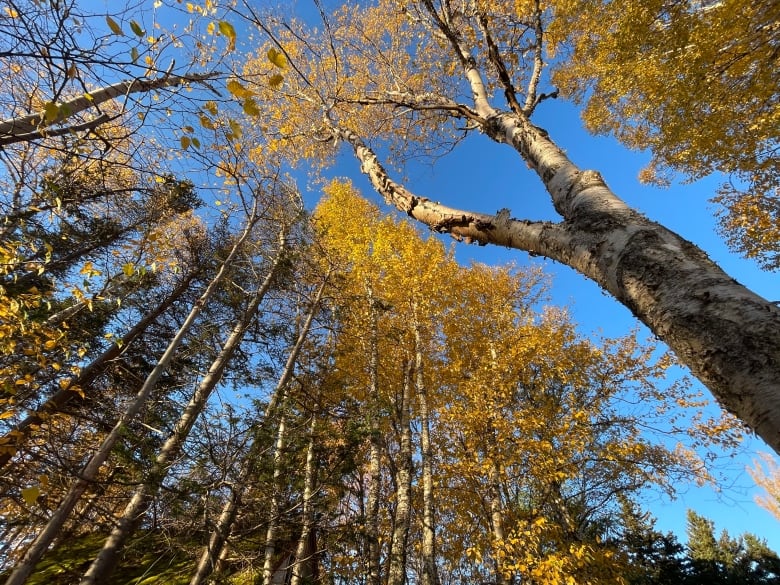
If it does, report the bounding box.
[552,0,780,268]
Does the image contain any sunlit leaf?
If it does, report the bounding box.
[243,97,261,117]
[226,79,254,99]
[267,47,287,69]
[218,20,236,51]
[268,73,284,89]
[21,486,40,506]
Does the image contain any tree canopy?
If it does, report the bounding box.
[0,1,778,584]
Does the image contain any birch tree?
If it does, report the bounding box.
[241,0,780,453]
[3,202,263,585]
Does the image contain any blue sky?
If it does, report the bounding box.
[147,0,780,553]
[321,96,780,549]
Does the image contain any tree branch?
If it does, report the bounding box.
[0,71,221,146]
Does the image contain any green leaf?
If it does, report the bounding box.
[191,137,201,149]
[129,20,145,37]
[267,47,287,69]
[105,15,123,36]
[269,73,284,89]
[218,21,236,51]
[22,486,40,507]
[130,46,139,63]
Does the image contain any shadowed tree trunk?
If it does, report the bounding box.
[78,229,288,585]
[189,274,328,585]
[4,210,260,585]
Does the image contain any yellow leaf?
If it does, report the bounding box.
[105,15,123,36]
[180,136,191,150]
[226,79,254,99]
[0,411,14,419]
[269,73,284,89]
[43,101,59,123]
[199,115,215,130]
[242,98,261,117]
[267,47,287,69]
[21,486,40,506]
[122,263,135,277]
[218,20,236,51]
[4,6,19,17]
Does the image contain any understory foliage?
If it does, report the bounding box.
[0,1,778,585]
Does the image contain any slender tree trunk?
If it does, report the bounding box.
[413,314,440,585]
[290,415,319,585]
[0,272,197,469]
[189,275,329,585]
[261,407,289,585]
[332,123,780,454]
[78,238,286,585]
[364,285,382,585]
[3,214,259,585]
[487,455,509,585]
[387,362,413,585]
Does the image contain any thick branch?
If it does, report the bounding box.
[333,122,780,454]
[0,71,220,146]
[330,124,563,251]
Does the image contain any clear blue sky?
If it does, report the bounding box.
[323,96,780,550]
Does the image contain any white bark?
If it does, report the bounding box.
[262,408,289,585]
[290,416,319,585]
[188,274,329,585]
[387,362,413,585]
[78,233,286,585]
[364,285,383,585]
[4,213,258,585]
[0,72,220,146]
[413,314,440,585]
[332,124,780,455]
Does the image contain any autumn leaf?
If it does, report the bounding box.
[267,47,287,69]
[21,486,40,506]
[219,20,236,51]
[129,20,145,37]
[105,15,123,36]
[268,73,284,89]
[226,79,254,99]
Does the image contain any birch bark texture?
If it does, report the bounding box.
[264,0,780,452]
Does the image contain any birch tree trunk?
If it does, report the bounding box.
[3,213,259,585]
[387,361,413,585]
[331,123,780,454]
[364,285,383,585]
[487,456,510,585]
[413,315,440,585]
[261,407,289,585]
[290,415,319,585]
[0,272,197,469]
[78,234,286,585]
[189,275,329,585]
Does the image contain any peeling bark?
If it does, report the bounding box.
[332,123,780,454]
